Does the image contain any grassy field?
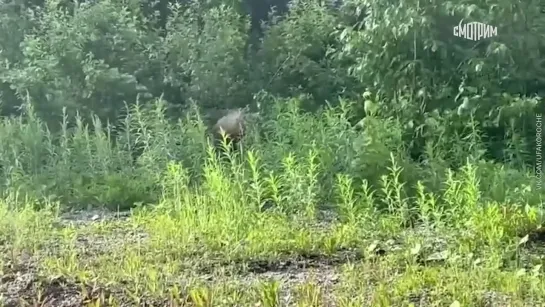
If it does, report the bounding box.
[0,101,544,306]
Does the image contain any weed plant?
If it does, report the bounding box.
[0,96,544,306]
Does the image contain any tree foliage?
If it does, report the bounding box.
[0,0,542,166]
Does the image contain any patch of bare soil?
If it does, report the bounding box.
[0,269,109,307]
[0,252,356,306]
[0,209,362,306]
[2,209,524,306]
[1,209,131,306]
[58,208,132,227]
[239,258,344,306]
[0,249,111,307]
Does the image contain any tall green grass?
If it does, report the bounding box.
[0,95,544,305]
[0,95,541,210]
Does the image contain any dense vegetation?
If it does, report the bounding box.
[0,0,544,305]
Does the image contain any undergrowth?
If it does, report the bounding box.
[0,95,544,306]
